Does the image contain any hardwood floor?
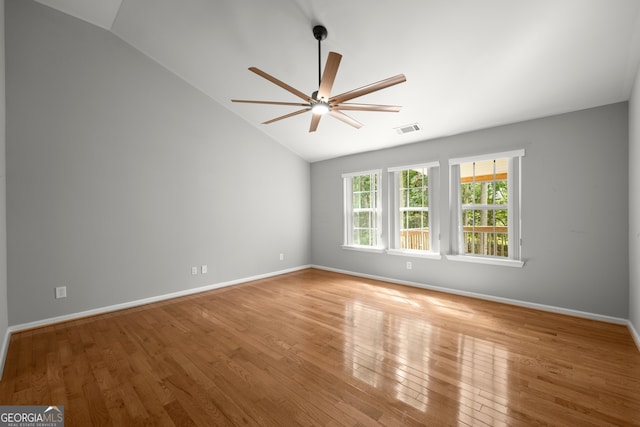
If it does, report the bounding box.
[1,268,639,426]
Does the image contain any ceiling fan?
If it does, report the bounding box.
[231,25,406,132]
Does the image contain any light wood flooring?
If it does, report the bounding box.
[1,268,639,426]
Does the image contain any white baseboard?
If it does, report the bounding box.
[311,265,630,325]
[0,327,10,380]
[7,265,310,335]
[629,320,640,351]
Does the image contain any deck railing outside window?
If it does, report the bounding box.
[399,229,430,251]
[401,227,508,256]
[462,226,508,257]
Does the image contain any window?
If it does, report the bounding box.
[449,150,524,267]
[387,162,440,257]
[342,170,383,251]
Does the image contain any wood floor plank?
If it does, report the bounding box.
[1,268,639,426]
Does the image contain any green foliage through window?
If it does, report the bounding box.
[399,168,429,250]
[350,173,379,246]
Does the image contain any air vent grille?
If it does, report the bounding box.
[395,123,421,135]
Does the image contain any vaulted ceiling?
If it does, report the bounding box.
[33,0,640,162]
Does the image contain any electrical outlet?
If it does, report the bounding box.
[406,261,412,270]
[201,265,208,274]
[279,253,284,261]
[191,266,198,275]
[55,286,67,299]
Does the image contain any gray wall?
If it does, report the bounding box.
[311,103,629,319]
[5,0,310,326]
[0,0,9,375]
[630,58,640,336]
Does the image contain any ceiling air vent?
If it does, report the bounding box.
[395,123,421,135]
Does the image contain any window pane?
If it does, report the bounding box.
[400,228,429,250]
[401,170,410,188]
[408,211,421,229]
[479,182,489,205]
[486,209,495,227]
[361,176,370,191]
[354,175,373,192]
[401,211,410,229]
[476,159,494,175]
[497,233,508,257]
[496,209,508,227]
[462,209,482,227]
[462,209,473,227]
[471,232,480,254]
[495,181,508,204]
[461,182,475,204]
[401,189,409,208]
[361,192,371,209]
[353,192,371,209]
[411,170,424,188]
[353,176,361,191]
[355,229,374,246]
[409,188,422,207]
[354,212,371,228]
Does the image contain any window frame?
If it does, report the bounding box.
[447,150,525,267]
[342,169,384,253]
[386,161,441,259]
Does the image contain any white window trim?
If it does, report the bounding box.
[342,169,384,251]
[387,249,442,260]
[448,149,525,166]
[341,245,386,254]
[445,254,524,268]
[448,150,525,266]
[386,161,441,258]
[388,161,440,173]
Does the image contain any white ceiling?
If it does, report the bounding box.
[34,0,640,162]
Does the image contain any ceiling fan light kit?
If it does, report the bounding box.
[311,101,330,115]
[232,25,406,132]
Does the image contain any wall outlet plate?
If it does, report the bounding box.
[201,265,207,274]
[55,286,67,299]
[406,261,412,270]
[191,266,198,275]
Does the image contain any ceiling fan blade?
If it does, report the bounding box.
[329,110,363,129]
[232,99,310,107]
[309,113,322,132]
[317,52,342,100]
[263,108,311,124]
[330,74,406,104]
[332,103,402,112]
[249,67,311,102]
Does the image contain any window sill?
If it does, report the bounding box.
[341,245,386,254]
[386,249,442,260]
[446,254,524,268]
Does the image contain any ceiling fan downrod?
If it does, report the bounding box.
[312,25,328,100]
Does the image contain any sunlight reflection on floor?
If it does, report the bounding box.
[344,297,509,424]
